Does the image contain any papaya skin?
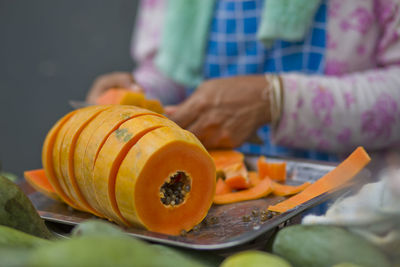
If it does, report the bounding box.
[116,127,216,235]
[0,175,53,239]
[93,115,180,225]
[74,105,161,218]
[41,110,82,210]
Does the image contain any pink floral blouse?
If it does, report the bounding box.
[132,0,400,154]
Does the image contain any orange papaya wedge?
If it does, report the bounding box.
[41,105,216,235]
[271,181,311,196]
[24,169,60,201]
[96,88,164,114]
[74,105,161,218]
[215,178,232,195]
[248,171,261,187]
[209,150,250,189]
[115,127,216,235]
[257,156,286,182]
[268,147,371,213]
[213,177,273,205]
[93,115,181,225]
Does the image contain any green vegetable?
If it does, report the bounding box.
[273,225,390,267]
[0,175,53,239]
[30,235,207,267]
[0,225,51,248]
[71,219,125,237]
[220,250,291,267]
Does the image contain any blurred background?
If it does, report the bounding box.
[0,0,139,176]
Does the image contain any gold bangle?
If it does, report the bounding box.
[264,74,283,127]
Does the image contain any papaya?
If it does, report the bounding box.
[272,225,390,267]
[271,181,311,196]
[24,169,60,201]
[209,150,250,190]
[0,175,53,239]
[41,109,82,210]
[96,88,165,114]
[74,106,161,218]
[39,105,215,235]
[257,156,286,182]
[268,147,371,213]
[55,105,112,214]
[115,126,215,234]
[213,177,272,205]
[93,115,180,225]
[220,250,291,267]
[215,178,232,195]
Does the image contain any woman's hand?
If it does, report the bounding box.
[166,75,271,149]
[86,72,141,104]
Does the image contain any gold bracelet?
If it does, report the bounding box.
[264,74,283,127]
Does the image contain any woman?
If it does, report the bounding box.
[87,0,400,161]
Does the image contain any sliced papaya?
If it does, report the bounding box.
[268,147,371,213]
[93,115,180,225]
[209,150,250,189]
[115,127,216,235]
[271,181,311,196]
[257,156,286,182]
[213,177,273,205]
[56,105,112,215]
[215,178,232,195]
[74,105,160,217]
[143,99,164,114]
[24,169,60,201]
[96,88,164,114]
[41,110,82,210]
[248,171,261,187]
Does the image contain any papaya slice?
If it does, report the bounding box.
[115,127,216,235]
[268,147,371,213]
[24,169,60,201]
[249,171,261,187]
[215,178,232,195]
[55,105,112,214]
[92,115,180,225]
[213,177,273,205]
[96,88,164,114]
[96,89,144,106]
[257,156,286,182]
[74,106,161,217]
[271,181,311,196]
[209,150,250,189]
[41,110,82,210]
[143,99,164,114]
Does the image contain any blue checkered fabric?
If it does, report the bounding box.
[203,0,337,162]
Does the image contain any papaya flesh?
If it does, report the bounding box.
[96,88,165,114]
[209,150,250,190]
[39,105,215,235]
[23,169,60,201]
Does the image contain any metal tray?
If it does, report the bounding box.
[24,156,339,251]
